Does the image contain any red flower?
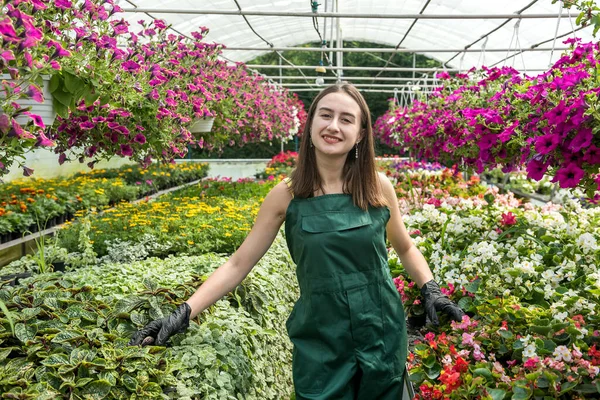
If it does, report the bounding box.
[500,212,517,226]
[454,357,469,373]
[439,365,461,393]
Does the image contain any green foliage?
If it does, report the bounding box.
[0,234,297,399]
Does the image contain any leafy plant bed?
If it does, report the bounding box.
[0,235,297,399]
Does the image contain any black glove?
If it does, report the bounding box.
[129,302,191,346]
[421,280,465,325]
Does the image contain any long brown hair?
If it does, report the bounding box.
[290,83,386,210]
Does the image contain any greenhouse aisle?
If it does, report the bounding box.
[1,1,600,399]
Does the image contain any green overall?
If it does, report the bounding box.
[284,190,408,399]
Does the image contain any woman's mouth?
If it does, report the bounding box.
[322,135,342,144]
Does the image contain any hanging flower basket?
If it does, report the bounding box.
[0,75,56,127]
[189,117,215,133]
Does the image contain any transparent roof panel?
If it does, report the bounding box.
[117,0,595,74]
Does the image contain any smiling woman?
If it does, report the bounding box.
[129,83,465,400]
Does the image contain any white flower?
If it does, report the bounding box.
[553,345,572,362]
[576,233,598,254]
[554,311,568,321]
[523,343,537,358]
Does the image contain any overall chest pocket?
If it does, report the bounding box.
[301,211,372,233]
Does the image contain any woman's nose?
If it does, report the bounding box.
[327,118,340,131]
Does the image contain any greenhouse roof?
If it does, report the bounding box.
[118,0,594,88]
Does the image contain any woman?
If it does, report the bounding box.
[130,83,464,399]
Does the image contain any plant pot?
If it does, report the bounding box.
[189,117,215,133]
[51,262,66,272]
[0,74,56,127]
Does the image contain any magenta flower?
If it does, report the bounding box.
[0,50,15,63]
[79,121,95,130]
[0,114,10,133]
[133,133,146,144]
[9,120,35,139]
[23,166,34,177]
[54,0,73,9]
[569,127,593,152]
[23,112,45,128]
[534,133,561,155]
[553,162,585,188]
[526,159,550,181]
[583,145,600,165]
[120,144,133,157]
[122,60,141,72]
[544,101,569,125]
[58,153,67,165]
[26,84,44,103]
[35,131,56,147]
[0,17,19,42]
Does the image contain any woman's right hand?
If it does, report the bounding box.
[129,302,191,346]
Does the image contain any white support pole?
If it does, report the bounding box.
[336,0,343,82]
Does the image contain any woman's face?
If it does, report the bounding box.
[310,91,363,158]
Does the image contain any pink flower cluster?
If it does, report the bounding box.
[374,38,600,197]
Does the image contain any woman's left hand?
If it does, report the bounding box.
[420,280,465,325]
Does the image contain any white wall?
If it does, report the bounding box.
[176,159,269,180]
[2,148,135,182]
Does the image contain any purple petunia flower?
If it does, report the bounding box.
[121,60,141,72]
[534,133,561,155]
[55,0,73,10]
[58,153,67,165]
[26,84,44,102]
[133,133,146,144]
[526,159,550,181]
[23,166,34,177]
[120,144,133,157]
[35,131,56,147]
[569,127,593,152]
[583,145,600,165]
[553,162,585,188]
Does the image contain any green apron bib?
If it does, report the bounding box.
[285,193,408,399]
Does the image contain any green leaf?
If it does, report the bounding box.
[53,99,69,118]
[530,325,552,336]
[41,353,70,367]
[559,381,577,394]
[574,383,599,394]
[84,92,100,107]
[82,379,112,399]
[423,354,436,368]
[49,74,60,93]
[512,385,532,400]
[121,374,138,392]
[63,72,81,94]
[424,363,442,379]
[551,322,569,331]
[408,370,426,383]
[499,329,514,339]
[0,299,15,336]
[51,88,73,107]
[465,278,481,294]
[15,322,37,343]
[473,367,493,380]
[76,378,95,387]
[52,330,85,343]
[458,296,473,311]
[0,347,15,361]
[486,388,506,400]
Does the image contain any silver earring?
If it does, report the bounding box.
[355,142,359,159]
